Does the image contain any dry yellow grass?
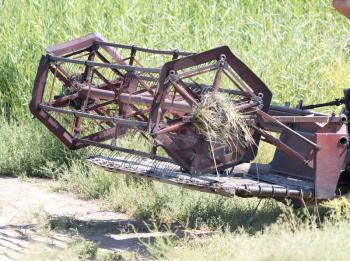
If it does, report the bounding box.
[192,93,255,153]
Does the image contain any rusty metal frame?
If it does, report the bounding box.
[30,33,350,201]
[30,33,194,152]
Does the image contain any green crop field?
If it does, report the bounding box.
[1,0,350,260]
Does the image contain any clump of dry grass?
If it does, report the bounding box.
[321,197,350,222]
[192,93,254,154]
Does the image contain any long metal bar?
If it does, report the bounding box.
[79,86,259,114]
[223,68,255,97]
[74,53,96,135]
[155,122,189,134]
[269,104,325,116]
[93,68,119,90]
[136,76,155,95]
[267,116,343,123]
[49,93,79,107]
[94,50,125,77]
[77,138,175,163]
[219,88,247,96]
[94,40,196,56]
[48,55,161,74]
[133,58,159,82]
[133,84,158,95]
[170,80,198,105]
[86,99,117,112]
[178,63,217,80]
[79,87,193,113]
[48,65,71,87]
[48,65,58,102]
[212,66,223,93]
[39,104,148,129]
[301,98,344,110]
[125,107,151,118]
[257,109,321,149]
[253,126,308,164]
[128,104,148,121]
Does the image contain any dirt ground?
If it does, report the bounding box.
[0,177,168,260]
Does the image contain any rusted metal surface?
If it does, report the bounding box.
[147,46,272,175]
[88,154,314,199]
[30,32,350,202]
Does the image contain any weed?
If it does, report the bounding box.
[70,239,99,260]
[0,116,79,178]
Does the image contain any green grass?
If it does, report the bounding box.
[1,0,350,260]
[146,199,350,260]
[0,116,79,177]
[58,160,281,229]
[0,0,349,116]
[152,221,350,261]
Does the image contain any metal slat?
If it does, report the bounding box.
[94,40,196,56]
[39,104,148,129]
[48,55,161,74]
[88,155,314,199]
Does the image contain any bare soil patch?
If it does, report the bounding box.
[0,177,165,260]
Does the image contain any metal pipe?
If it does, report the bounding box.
[268,104,325,116]
[80,86,261,114]
[79,87,193,113]
[155,122,189,134]
[257,109,321,149]
[170,80,198,105]
[178,63,217,80]
[264,115,343,123]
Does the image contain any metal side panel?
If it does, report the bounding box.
[87,155,314,199]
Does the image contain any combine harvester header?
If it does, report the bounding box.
[29,3,350,206]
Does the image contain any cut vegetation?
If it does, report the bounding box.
[192,93,255,153]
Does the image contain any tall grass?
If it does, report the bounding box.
[153,221,350,260]
[146,198,350,260]
[0,0,349,117]
[59,159,282,230]
[0,116,78,177]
